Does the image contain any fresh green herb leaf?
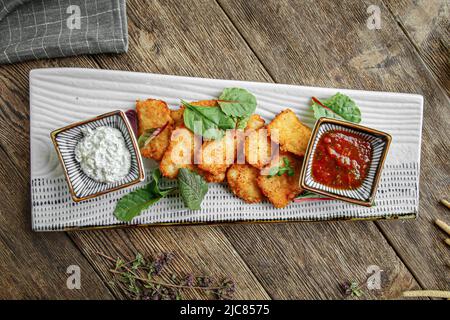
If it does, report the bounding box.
[182,100,235,140]
[218,87,257,118]
[177,168,208,210]
[137,128,158,148]
[114,169,176,222]
[268,157,294,177]
[235,115,250,130]
[311,93,361,123]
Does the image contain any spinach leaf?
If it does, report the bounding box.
[114,169,176,222]
[177,168,208,210]
[182,100,235,140]
[268,157,295,177]
[311,93,361,123]
[218,87,257,117]
[235,115,250,130]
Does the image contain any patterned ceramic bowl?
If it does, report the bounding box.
[50,110,145,202]
[299,117,391,206]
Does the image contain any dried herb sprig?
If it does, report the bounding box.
[340,280,365,298]
[97,251,235,300]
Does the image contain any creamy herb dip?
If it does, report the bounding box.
[75,126,131,183]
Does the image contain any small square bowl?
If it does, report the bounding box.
[50,110,145,202]
[299,117,391,207]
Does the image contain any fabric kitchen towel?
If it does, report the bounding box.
[0,0,128,64]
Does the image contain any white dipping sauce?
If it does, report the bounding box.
[75,126,131,183]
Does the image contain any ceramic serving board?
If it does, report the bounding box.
[30,68,423,231]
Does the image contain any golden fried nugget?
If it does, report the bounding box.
[136,99,174,161]
[198,168,226,183]
[244,128,274,169]
[160,127,195,179]
[140,125,173,161]
[170,106,185,127]
[198,131,236,176]
[227,164,264,203]
[257,153,303,208]
[245,114,265,130]
[267,109,312,157]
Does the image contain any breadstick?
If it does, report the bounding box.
[441,199,450,210]
[444,238,450,247]
[435,219,450,236]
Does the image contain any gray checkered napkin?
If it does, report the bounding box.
[0,0,128,64]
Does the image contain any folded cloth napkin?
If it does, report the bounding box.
[0,0,128,64]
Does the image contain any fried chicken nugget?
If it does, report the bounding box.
[227,164,264,203]
[198,131,236,176]
[159,126,195,179]
[244,128,274,169]
[196,168,226,183]
[136,99,174,161]
[267,109,312,157]
[170,106,185,127]
[245,114,265,130]
[257,153,303,208]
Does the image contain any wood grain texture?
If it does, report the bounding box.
[0,58,114,299]
[222,222,418,299]
[69,226,270,299]
[217,0,450,293]
[384,0,449,95]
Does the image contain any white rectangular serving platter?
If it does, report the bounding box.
[30,68,423,231]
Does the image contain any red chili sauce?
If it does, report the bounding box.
[311,130,372,189]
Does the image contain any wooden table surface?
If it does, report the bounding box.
[0,0,448,299]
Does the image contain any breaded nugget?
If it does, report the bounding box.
[227,164,264,203]
[159,127,195,179]
[170,106,185,127]
[198,131,235,176]
[257,153,303,208]
[197,168,226,183]
[245,114,265,130]
[244,128,274,169]
[140,125,173,161]
[136,99,174,160]
[267,109,312,157]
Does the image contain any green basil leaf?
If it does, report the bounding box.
[182,100,235,140]
[218,88,257,117]
[268,157,294,178]
[114,186,162,222]
[177,168,208,210]
[114,169,175,222]
[235,115,250,130]
[311,93,361,123]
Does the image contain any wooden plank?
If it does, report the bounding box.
[80,0,420,299]
[69,226,270,299]
[384,0,449,96]
[217,0,449,294]
[0,58,114,299]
